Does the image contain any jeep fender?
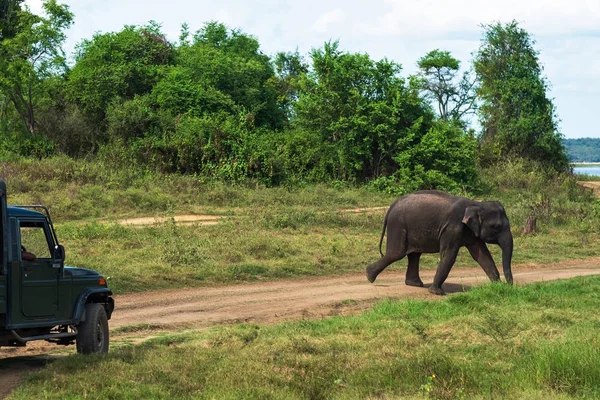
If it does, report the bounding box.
[72,288,114,324]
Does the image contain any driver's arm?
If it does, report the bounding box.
[21,245,37,262]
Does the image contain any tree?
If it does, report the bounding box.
[274,50,308,120]
[0,0,73,134]
[417,49,477,122]
[153,22,281,128]
[474,21,569,171]
[393,119,477,192]
[68,22,173,126]
[292,41,435,181]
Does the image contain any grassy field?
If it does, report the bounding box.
[2,157,600,293]
[3,157,600,399]
[10,276,600,399]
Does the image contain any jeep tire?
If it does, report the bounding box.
[76,303,109,354]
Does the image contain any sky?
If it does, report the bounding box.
[25,0,600,139]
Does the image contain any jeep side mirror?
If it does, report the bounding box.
[54,245,65,261]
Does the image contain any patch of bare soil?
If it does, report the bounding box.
[116,215,222,227]
[339,206,388,214]
[0,356,57,399]
[111,207,389,228]
[579,181,600,197]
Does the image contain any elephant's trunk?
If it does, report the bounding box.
[499,230,514,285]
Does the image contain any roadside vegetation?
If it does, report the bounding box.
[11,276,600,399]
[575,172,600,182]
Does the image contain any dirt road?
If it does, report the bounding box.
[579,181,600,197]
[111,260,600,330]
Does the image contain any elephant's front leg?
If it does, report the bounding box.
[466,240,500,282]
[405,253,423,287]
[429,245,460,295]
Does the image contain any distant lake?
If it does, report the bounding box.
[574,166,600,176]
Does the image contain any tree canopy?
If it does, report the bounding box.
[0,3,573,190]
[474,21,569,172]
[0,0,72,135]
[416,49,476,122]
[563,138,600,162]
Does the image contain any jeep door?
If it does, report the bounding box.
[19,218,60,318]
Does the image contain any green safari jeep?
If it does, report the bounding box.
[0,179,114,354]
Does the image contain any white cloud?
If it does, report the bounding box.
[312,8,345,33]
[24,0,44,14]
[360,0,600,38]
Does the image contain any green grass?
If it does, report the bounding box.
[575,173,600,182]
[11,276,600,399]
[1,156,395,221]
[572,163,600,167]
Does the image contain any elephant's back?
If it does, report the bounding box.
[390,190,465,228]
[399,190,460,210]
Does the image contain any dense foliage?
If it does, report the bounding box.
[474,21,569,172]
[0,2,571,191]
[564,138,600,162]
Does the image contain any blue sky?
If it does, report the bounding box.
[26,0,600,138]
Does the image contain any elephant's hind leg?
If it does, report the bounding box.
[366,229,407,283]
[405,253,423,287]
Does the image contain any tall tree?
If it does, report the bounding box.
[417,49,476,122]
[0,0,72,134]
[68,22,173,126]
[274,50,308,120]
[474,21,569,171]
[153,22,281,128]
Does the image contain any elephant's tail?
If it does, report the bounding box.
[378,198,400,257]
[378,213,388,257]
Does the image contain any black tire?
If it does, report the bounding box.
[76,303,109,354]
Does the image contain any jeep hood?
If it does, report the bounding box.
[64,266,104,277]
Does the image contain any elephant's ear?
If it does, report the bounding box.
[462,206,481,237]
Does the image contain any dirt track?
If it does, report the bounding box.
[110,261,600,330]
[579,181,600,196]
[112,207,389,228]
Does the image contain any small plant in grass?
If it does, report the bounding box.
[474,313,524,346]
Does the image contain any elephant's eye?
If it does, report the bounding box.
[492,224,502,231]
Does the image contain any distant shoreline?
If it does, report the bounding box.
[572,163,600,167]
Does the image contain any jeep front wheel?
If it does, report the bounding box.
[76,303,109,354]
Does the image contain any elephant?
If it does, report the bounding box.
[366,190,513,295]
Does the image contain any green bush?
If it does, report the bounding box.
[369,120,478,195]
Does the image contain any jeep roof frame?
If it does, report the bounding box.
[12,204,60,247]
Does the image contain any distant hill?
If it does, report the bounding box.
[563,138,600,162]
